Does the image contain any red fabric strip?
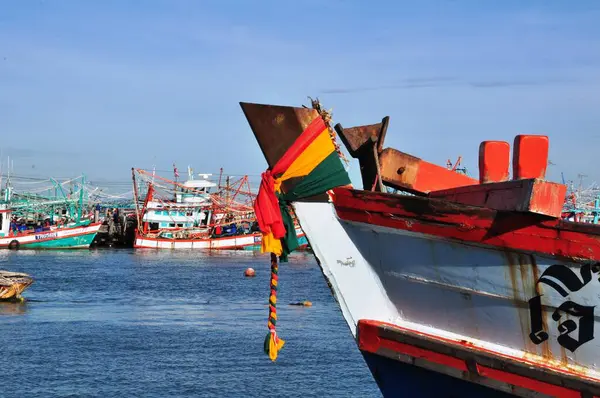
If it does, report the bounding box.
[254,116,327,239]
[254,170,286,238]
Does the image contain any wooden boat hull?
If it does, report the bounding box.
[134,229,308,250]
[0,272,33,301]
[238,100,600,396]
[293,193,600,397]
[0,223,102,249]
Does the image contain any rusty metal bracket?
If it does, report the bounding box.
[372,139,386,192]
[334,117,389,191]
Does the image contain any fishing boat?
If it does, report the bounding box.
[241,99,600,397]
[132,167,307,250]
[0,270,34,300]
[0,176,101,249]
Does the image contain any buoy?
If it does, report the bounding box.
[244,268,256,277]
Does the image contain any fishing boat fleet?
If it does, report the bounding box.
[0,165,308,252]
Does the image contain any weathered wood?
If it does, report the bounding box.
[239,102,319,169]
[378,148,478,194]
[334,117,389,191]
[429,179,567,218]
[0,270,34,300]
[332,187,600,262]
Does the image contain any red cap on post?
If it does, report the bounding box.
[479,141,510,184]
[513,135,549,180]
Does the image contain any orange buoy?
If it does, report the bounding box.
[244,267,256,277]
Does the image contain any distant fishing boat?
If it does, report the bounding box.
[0,174,101,249]
[0,270,33,300]
[241,99,600,397]
[0,203,101,249]
[132,167,308,250]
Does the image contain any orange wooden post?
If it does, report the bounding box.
[512,135,549,180]
[478,141,510,184]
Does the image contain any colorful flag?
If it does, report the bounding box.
[254,116,351,260]
[173,163,179,178]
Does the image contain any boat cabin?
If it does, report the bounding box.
[0,204,10,238]
[142,174,217,231]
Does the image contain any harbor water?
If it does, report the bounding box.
[0,249,381,397]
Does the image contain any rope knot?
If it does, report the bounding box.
[264,253,285,361]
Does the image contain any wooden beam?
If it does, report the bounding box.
[429,179,567,218]
[378,148,478,194]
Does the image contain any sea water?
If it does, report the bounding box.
[0,249,381,397]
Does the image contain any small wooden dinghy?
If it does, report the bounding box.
[0,271,34,301]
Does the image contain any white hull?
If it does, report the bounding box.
[293,199,600,378]
[135,228,306,250]
[0,223,102,249]
[135,233,261,250]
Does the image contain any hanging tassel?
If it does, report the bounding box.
[264,252,285,361]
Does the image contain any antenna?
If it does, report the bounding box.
[578,173,588,193]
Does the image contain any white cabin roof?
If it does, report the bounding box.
[183,179,216,189]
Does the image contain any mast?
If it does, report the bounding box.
[77,174,85,223]
[132,168,142,232]
[226,176,230,207]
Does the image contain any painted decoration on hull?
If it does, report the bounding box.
[528,262,598,353]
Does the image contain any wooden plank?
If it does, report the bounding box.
[331,187,600,262]
[378,148,478,194]
[429,179,567,218]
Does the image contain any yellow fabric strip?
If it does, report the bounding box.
[279,129,335,183]
[261,231,283,255]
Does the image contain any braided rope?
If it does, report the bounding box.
[264,252,285,361]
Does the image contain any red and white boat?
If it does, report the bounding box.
[132,168,307,250]
[241,100,600,397]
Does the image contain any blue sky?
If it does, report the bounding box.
[1,0,599,191]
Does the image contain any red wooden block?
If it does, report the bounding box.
[429,179,566,218]
[513,135,549,180]
[479,141,510,184]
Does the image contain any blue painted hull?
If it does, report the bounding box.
[362,352,515,398]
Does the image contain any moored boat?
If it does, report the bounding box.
[0,203,101,249]
[132,168,308,250]
[241,99,600,397]
[0,270,34,300]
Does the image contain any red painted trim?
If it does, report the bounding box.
[136,231,305,244]
[357,320,593,397]
[332,187,600,262]
[475,364,579,398]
